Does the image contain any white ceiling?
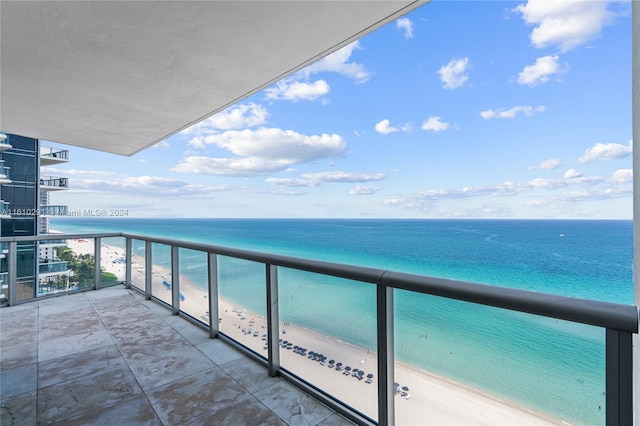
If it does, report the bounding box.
[1,1,424,156]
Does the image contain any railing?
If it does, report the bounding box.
[39,177,68,189]
[0,232,637,426]
[39,205,68,216]
[38,260,69,275]
[40,146,69,160]
[0,164,9,179]
[38,238,67,245]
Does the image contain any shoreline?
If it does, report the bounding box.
[65,237,565,425]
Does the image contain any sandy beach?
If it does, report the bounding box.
[66,237,563,425]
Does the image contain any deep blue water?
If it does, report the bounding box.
[52,218,633,425]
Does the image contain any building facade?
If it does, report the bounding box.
[0,132,69,303]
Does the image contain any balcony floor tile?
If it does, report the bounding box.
[0,286,354,426]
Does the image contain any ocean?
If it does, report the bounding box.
[52,218,633,425]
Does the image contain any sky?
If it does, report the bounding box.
[43,0,633,219]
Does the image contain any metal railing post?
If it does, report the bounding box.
[94,237,101,290]
[171,245,180,315]
[208,253,219,338]
[266,263,280,377]
[377,283,395,426]
[7,241,16,306]
[125,237,132,289]
[606,328,634,425]
[145,241,152,300]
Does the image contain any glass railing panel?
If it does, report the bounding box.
[177,248,209,321]
[151,242,172,306]
[393,290,605,425]
[62,237,95,291]
[16,277,36,302]
[15,240,39,300]
[278,268,378,421]
[99,237,126,287]
[130,239,146,291]
[217,256,266,353]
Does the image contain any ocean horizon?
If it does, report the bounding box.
[52,217,633,425]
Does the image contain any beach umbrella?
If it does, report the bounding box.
[358,371,364,376]
[367,373,374,378]
[402,386,409,392]
[336,362,342,367]
[345,366,351,371]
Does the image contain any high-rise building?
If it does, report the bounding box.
[0,132,70,303]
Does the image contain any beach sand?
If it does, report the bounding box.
[66,238,563,425]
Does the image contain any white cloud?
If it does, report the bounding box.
[564,169,583,179]
[528,158,562,170]
[172,156,291,177]
[518,55,567,86]
[374,119,412,135]
[152,140,170,149]
[350,185,382,195]
[383,169,613,213]
[375,119,399,135]
[529,174,602,189]
[193,128,345,161]
[181,103,267,138]
[396,18,414,39]
[421,116,451,132]
[480,105,545,119]
[576,140,632,164]
[265,79,330,102]
[174,128,346,177]
[515,0,616,52]
[437,58,469,89]
[264,41,369,104]
[266,177,317,188]
[305,41,370,84]
[70,176,236,197]
[609,169,632,184]
[267,171,386,188]
[302,171,386,184]
[41,167,119,178]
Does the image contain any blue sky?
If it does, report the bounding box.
[44,0,633,219]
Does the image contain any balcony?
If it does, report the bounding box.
[0,164,10,184]
[0,232,637,425]
[0,133,10,152]
[39,177,68,191]
[39,238,68,246]
[1,201,10,218]
[39,205,69,216]
[38,260,69,275]
[40,146,70,165]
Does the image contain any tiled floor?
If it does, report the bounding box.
[0,286,355,425]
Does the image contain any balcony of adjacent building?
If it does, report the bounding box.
[39,205,69,216]
[1,201,10,218]
[40,146,69,166]
[39,177,68,191]
[0,133,11,152]
[0,232,636,426]
[38,260,69,276]
[0,162,11,184]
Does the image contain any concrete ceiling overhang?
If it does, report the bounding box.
[1,1,425,156]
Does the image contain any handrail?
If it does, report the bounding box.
[3,232,636,332]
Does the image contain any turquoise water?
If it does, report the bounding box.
[53,218,633,424]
